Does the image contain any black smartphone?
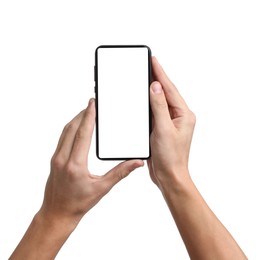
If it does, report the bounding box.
[94,45,152,160]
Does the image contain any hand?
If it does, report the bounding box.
[146,58,246,260]
[10,98,144,260]
[147,57,196,191]
[39,98,144,225]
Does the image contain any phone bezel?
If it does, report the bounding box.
[94,45,152,160]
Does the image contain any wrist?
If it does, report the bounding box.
[157,165,192,194]
[156,165,190,191]
[35,208,79,236]
[9,210,79,260]
[32,210,78,258]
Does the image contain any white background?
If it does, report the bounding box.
[0,1,259,259]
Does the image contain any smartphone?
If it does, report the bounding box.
[94,45,152,160]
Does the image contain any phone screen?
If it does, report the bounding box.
[95,45,151,160]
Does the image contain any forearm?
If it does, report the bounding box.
[161,170,247,260]
[9,211,77,260]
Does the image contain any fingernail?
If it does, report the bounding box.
[152,82,162,94]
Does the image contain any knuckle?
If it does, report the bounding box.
[116,170,125,181]
[64,122,77,133]
[115,167,128,181]
[51,155,64,171]
[190,111,196,125]
[65,161,86,182]
[64,161,78,176]
[155,100,168,110]
[188,110,196,125]
[75,128,85,141]
[65,162,80,181]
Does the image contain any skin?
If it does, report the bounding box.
[10,57,246,260]
[148,57,246,259]
[10,99,144,260]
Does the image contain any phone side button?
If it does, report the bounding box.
[94,66,96,81]
[94,86,96,93]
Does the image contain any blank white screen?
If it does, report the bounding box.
[97,47,150,159]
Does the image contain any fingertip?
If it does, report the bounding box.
[86,98,96,117]
[103,160,144,189]
[152,56,157,62]
[88,98,95,107]
[152,56,161,67]
[151,81,163,94]
[124,159,144,172]
[133,159,144,168]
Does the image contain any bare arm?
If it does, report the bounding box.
[147,57,246,259]
[163,173,245,259]
[10,99,143,260]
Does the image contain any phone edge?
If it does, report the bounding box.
[95,45,152,161]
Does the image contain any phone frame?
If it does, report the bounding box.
[94,45,152,160]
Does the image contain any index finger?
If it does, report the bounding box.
[152,56,189,112]
[69,98,96,165]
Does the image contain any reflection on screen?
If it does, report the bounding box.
[96,46,150,159]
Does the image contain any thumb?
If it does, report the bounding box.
[102,160,144,190]
[150,81,172,128]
